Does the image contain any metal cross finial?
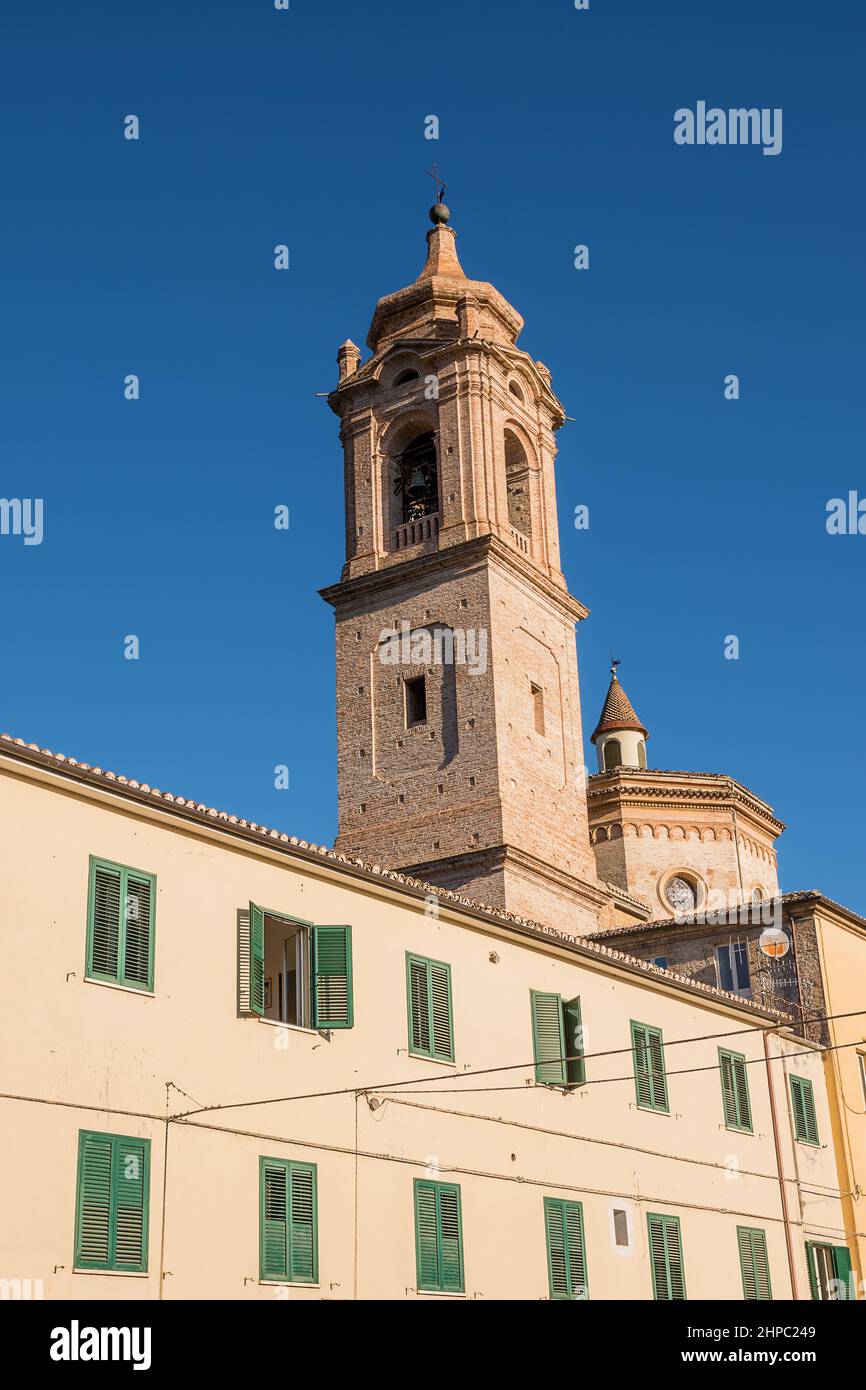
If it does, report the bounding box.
[426,164,448,204]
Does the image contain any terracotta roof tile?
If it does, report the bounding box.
[591,673,647,742]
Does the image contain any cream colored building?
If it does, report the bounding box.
[0,736,852,1300]
[0,203,861,1302]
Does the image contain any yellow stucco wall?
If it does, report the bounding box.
[0,756,848,1299]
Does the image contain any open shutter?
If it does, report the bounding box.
[408,956,431,1054]
[632,1023,653,1108]
[414,1181,440,1291]
[833,1246,853,1300]
[648,1027,668,1111]
[311,926,353,1029]
[248,902,265,1017]
[805,1242,820,1300]
[89,865,121,980]
[260,1160,288,1279]
[563,997,585,1086]
[532,992,567,1085]
[123,873,153,989]
[438,1184,463,1293]
[288,1165,317,1283]
[75,1131,113,1268]
[113,1138,148,1271]
[429,962,453,1061]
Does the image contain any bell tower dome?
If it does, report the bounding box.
[320,201,604,935]
[591,663,649,772]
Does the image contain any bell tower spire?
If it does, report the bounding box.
[320,198,603,935]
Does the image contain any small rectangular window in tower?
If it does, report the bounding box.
[405,675,427,728]
[530,682,545,736]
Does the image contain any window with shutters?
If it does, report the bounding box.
[789,1074,819,1145]
[259,1157,318,1284]
[806,1241,853,1300]
[239,905,353,1030]
[646,1212,686,1300]
[737,1226,772,1300]
[530,991,585,1087]
[413,1179,464,1294]
[74,1130,150,1273]
[406,953,454,1061]
[719,1047,753,1133]
[85,857,156,992]
[631,1021,669,1112]
[544,1198,588,1299]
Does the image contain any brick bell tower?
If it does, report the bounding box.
[320,196,603,935]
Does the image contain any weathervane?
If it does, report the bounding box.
[610,652,621,677]
[426,164,448,205]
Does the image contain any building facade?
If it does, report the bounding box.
[0,737,852,1300]
[1,203,862,1301]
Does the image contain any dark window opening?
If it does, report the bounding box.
[393,432,438,523]
[405,675,427,727]
[393,369,420,387]
[531,682,545,735]
[603,738,622,772]
[263,914,311,1028]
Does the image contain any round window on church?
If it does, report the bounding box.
[664,875,698,914]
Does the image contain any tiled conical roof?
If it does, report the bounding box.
[591,670,648,743]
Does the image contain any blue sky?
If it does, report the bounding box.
[2,1,864,911]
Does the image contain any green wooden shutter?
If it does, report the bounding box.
[532,991,567,1085]
[429,961,454,1061]
[408,956,431,1054]
[438,1184,463,1293]
[75,1131,113,1268]
[123,873,153,988]
[632,1023,653,1107]
[86,859,155,990]
[414,1180,441,1291]
[74,1131,149,1273]
[790,1075,819,1144]
[648,1026,668,1111]
[113,1139,148,1270]
[260,1160,289,1279]
[407,955,453,1061]
[288,1164,318,1283]
[249,902,265,1017]
[311,925,353,1028]
[413,1180,463,1294]
[738,1226,772,1300]
[720,1049,752,1132]
[805,1241,821,1300]
[544,1198,588,1299]
[88,865,121,981]
[633,1022,668,1111]
[647,1213,686,1300]
[563,997,585,1086]
[833,1246,853,1300]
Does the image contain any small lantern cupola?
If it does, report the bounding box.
[591,662,649,772]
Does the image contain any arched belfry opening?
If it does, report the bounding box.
[393,431,439,525]
[504,429,531,540]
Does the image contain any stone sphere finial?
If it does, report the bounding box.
[429,202,451,225]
